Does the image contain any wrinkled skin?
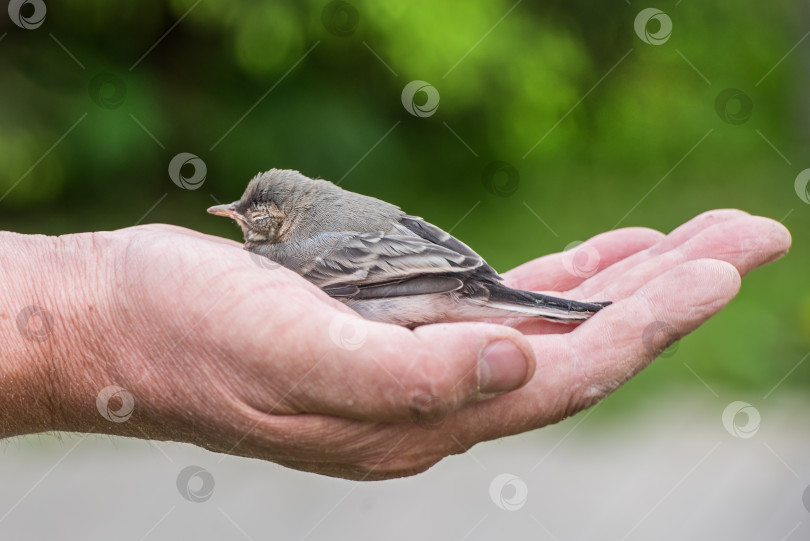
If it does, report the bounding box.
[0,209,791,480]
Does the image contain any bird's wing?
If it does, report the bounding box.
[395,215,502,279]
[322,275,465,299]
[262,230,485,290]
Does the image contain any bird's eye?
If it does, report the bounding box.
[247,209,272,227]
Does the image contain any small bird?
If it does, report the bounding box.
[208,169,610,327]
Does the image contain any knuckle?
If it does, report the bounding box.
[407,392,450,428]
[394,362,460,425]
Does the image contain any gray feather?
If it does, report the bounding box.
[251,231,483,288]
[220,169,611,326]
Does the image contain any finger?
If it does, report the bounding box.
[574,215,791,300]
[569,209,751,297]
[238,310,537,425]
[503,227,665,292]
[511,211,775,335]
[648,208,750,254]
[503,209,749,293]
[446,259,741,444]
[512,213,783,335]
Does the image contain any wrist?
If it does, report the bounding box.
[0,230,115,436]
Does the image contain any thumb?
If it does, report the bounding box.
[279,312,536,426]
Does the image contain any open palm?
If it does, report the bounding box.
[76,209,789,480]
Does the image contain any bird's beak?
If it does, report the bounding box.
[207,203,242,221]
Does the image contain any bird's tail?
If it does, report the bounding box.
[474,283,611,323]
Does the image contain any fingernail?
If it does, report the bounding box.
[478,340,531,394]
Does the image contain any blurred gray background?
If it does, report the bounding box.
[1,0,809,538]
[2,392,809,540]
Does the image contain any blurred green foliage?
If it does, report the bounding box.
[1,0,807,400]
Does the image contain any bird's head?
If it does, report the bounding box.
[209,168,400,244]
[207,169,310,245]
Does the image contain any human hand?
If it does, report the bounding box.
[1,209,789,480]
